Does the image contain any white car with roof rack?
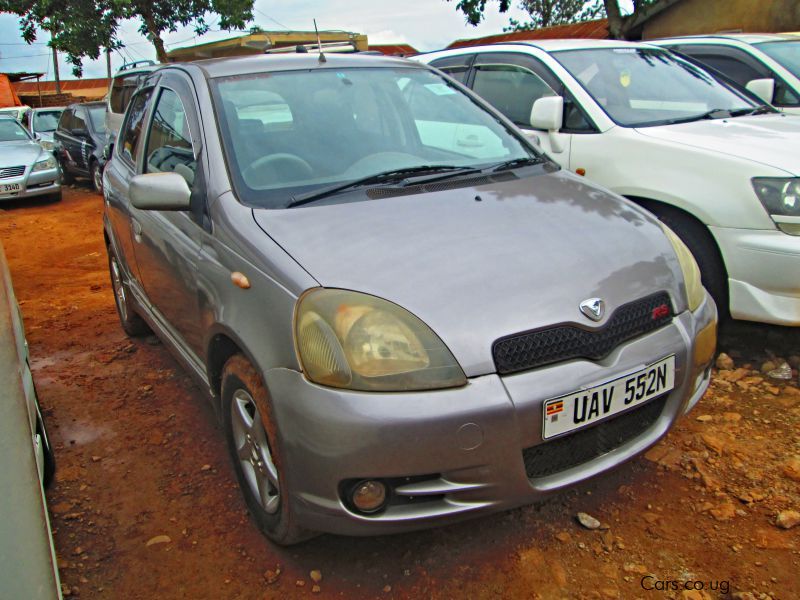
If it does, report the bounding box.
[650,34,800,115]
[417,39,800,326]
[105,60,159,142]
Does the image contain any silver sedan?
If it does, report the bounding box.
[0,117,61,202]
[103,53,717,544]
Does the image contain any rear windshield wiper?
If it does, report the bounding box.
[490,156,546,172]
[286,165,478,208]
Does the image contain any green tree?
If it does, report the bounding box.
[504,0,605,32]
[0,0,254,75]
[448,0,662,39]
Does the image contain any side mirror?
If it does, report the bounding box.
[102,143,114,161]
[130,172,191,211]
[530,96,564,131]
[745,78,775,104]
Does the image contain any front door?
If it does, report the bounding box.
[128,80,205,356]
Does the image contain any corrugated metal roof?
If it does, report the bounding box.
[368,44,419,56]
[446,19,609,49]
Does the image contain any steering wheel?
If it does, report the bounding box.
[243,153,314,186]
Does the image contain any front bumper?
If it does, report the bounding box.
[0,166,61,202]
[711,226,800,326]
[264,295,716,537]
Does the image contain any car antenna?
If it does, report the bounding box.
[314,19,326,63]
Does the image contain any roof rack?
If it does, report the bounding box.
[266,41,358,54]
[119,59,157,72]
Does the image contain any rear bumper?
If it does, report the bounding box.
[0,167,61,202]
[711,226,800,326]
[264,295,716,537]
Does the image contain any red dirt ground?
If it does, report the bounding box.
[1,187,798,600]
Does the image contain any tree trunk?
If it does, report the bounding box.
[604,0,624,39]
[142,12,168,63]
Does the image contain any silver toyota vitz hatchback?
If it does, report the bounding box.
[103,52,717,544]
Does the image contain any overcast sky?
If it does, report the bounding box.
[0,0,629,80]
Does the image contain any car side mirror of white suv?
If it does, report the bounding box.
[746,78,775,105]
[530,96,564,132]
[130,172,191,211]
[530,96,566,154]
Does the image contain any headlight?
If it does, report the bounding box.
[660,224,704,312]
[32,156,57,172]
[39,140,55,151]
[752,177,800,235]
[295,289,467,391]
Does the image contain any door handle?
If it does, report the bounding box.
[131,219,143,242]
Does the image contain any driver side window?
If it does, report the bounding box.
[144,88,196,186]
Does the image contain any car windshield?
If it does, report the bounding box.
[754,40,800,76]
[554,47,757,127]
[211,66,539,208]
[33,110,62,133]
[0,119,31,142]
[87,106,106,132]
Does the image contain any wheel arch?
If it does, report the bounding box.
[626,195,730,314]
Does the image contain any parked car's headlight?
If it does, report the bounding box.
[295,289,467,391]
[752,177,800,235]
[39,140,55,151]
[660,224,704,312]
[31,156,57,172]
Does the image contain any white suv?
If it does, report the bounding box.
[651,34,800,115]
[417,40,800,326]
[105,60,159,141]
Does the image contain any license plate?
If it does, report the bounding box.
[0,183,21,194]
[542,355,675,440]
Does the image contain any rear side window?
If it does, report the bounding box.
[110,73,144,114]
[119,90,153,166]
[472,64,555,127]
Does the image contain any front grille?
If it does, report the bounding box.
[366,171,517,199]
[493,292,673,375]
[522,394,667,479]
[0,166,25,179]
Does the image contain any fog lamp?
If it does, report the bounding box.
[693,320,717,369]
[351,480,387,513]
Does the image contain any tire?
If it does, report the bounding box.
[107,248,149,336]
[658,209,729,319]
[222,354,314,545]
[60,167,74,185]
[91,160,103,194]
[35,401,56,488]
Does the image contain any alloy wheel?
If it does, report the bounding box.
[230,388,280,514]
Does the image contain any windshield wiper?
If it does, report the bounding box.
[286,165,478,208]
[490,156,546,172]
[741,105,775,116]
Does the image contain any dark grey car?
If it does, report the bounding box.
[103,53,717,544]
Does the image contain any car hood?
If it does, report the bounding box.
[253,170,684,376]
[635,113,800,175]
[0,141,45,169]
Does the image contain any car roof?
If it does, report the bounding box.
[655,33,800,45]
[169,52,422,79]
[422,38,660,57]
[31,106,64,112]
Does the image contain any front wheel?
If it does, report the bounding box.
[107,249,149,336]
[222,355,313,545]
[91,161,103,194]
[659,211,729,319]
